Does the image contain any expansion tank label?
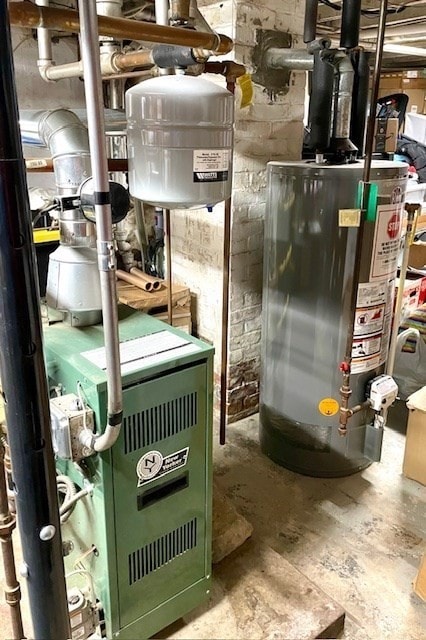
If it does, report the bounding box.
[136,447,189,487]
[369,204,402,281]
[193,149,229,183]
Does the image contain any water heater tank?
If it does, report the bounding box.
[126,75,234,208]
[260,160,407,477]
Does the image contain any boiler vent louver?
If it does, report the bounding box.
[124,392,198,454]
[128,518,198,585]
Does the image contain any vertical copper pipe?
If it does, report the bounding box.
[339,0,389,435]
[219,195,232,445]
[0,443,25,640]
[344,0,388,364]
[165,208,173,326]
[219,78,235,446]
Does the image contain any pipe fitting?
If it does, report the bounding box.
[96,0,123,18]
[265,48,314,71]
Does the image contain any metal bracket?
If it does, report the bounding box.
[55,195,80,212]
[252,29,292,96]
[97,240,116,272]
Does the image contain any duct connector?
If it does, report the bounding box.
[37,109,103,326]
[330,51,358,160]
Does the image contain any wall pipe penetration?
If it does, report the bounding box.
[78,0,123,452]
[0,2,70,638]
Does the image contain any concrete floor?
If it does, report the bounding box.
[1,403,425,639]
[165,401,426,639]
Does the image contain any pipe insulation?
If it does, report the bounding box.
[308,51,335,151]
[0,2,70,638]
[340,0,362,50]
[304,0,319,44]
[77,0,123,453]
[350,50,371,156]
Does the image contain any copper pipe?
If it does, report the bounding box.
[165,209,173,326]
[114,49,154,70]
[219,78,235,446]
[8,3,233,54]
[25,157,128,173]
[102,69,153,81]
[220,196,232,445]
[0,444,25,640]
[117,269,153,291]
[129,268,161,290]
[204,61,246,81]
[338,0,388,435]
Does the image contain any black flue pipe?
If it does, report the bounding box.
[350,50,371,156]
[308,51,335,152]
[0,3,70,639]
[303,0,319,43]
[340,0,362,49]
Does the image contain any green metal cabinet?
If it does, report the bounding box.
[44,311,214,639]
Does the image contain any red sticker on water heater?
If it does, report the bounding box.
[369,204,402,281]
[387,214,400,239]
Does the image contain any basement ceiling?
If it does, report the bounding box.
[317,0,426,70]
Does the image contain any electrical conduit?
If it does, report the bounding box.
[78,0,123,452]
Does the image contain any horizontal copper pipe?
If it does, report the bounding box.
[9,4,233,54]
[25,158,128,173]
[114,49,153,71]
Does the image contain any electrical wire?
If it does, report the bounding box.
[319,0,407,16]
[32,203,58,228]
[76,381,89,433]
[65,570,96,606]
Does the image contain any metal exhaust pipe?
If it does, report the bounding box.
[0,2,70,638]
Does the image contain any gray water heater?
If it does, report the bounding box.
[260,160,407,477]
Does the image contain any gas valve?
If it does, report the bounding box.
[367,374,399,412]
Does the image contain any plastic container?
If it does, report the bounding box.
[126,75,234,209]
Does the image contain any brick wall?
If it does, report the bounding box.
[172,0,306,420]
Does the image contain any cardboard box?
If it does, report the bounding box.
[414,554,426,602]
[396,272,426,317]
[374,118,399,153]
[403,387,426,485]
[409,242,426,271]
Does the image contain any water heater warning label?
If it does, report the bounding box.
[193,149,229,182]
[370,204,402,281]
[351,280,394,373]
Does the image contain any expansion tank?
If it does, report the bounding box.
[260,160,407,477]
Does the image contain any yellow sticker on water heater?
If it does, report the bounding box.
[318,398,339,417]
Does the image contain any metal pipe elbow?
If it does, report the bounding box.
[38,109,91,158]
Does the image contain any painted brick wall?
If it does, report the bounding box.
[172,0,306,419]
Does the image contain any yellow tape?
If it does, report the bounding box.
[33,228,60,244]
[237,73,254,109]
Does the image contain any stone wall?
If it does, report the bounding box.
[173,0,306,419]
